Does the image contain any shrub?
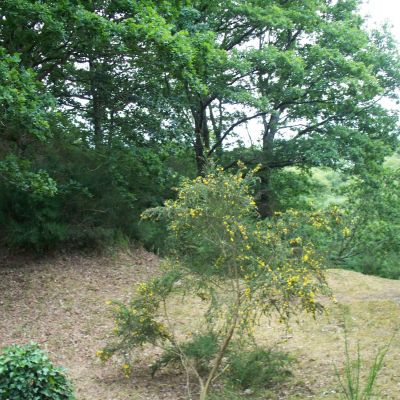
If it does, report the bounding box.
[150,333,219,377]
[0,343,75,400]
[0,136,183,252]
[101,164,331,399]
[226,347,294,390]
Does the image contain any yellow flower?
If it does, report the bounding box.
[252,163,262,173]
[237,160,245,169]
[342,227,351,237]
[122,363,131,378]
[96,350,111,361]
[289,237,302,245]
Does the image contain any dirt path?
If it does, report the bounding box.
[1,250,400,399]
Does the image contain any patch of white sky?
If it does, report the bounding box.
[234,0,400,147]
[361,0,400,40]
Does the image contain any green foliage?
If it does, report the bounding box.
[340,168,400,279]
[1,0,399,252]
[0,343,75,400]
[226,347,294,390]
[182,334,219,366]
[0,155,57,197]
[306,168,348,208]
[0,45,57,210]
[267,168,322,211]
[0,47,52,142]
[151,338,294,392]
[99,270,181,363]
[0,132,184,250]
[266,163,400,280]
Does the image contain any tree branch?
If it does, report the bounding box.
[208,111,269,156]
[294,116,338,138]
[222,27,257,51]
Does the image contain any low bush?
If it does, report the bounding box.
[0,343,75,400]
[226,347,294,390]
[150,333,219,377]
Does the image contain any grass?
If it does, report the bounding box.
[334,330,391,400]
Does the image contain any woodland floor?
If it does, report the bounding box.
[1,248,400,399]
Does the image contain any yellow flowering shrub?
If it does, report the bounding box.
[273,206,357,267]
[101,164,331,399]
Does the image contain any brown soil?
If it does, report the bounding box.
[1,249,399,399]
[0,249,187,400]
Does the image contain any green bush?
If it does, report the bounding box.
[150,333,219,377]
[0,142,178,252]
[0,343,75,400]
[226,347,294,390]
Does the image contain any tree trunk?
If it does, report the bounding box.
[257,111,280,217]
[194,129,206,176]
[193,102,210,176]
[257,170,275,217]
[208,105,223,159]
[198,295,240,400]
[89,58,103,148]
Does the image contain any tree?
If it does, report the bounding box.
[0,0,190,249]
[0,0,186,148]
[152,0,400,214]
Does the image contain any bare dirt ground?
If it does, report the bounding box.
[1,249,400,399]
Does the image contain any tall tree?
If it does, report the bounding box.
[0,0,190,249]
[154,0,400,214]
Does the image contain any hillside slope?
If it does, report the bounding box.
[1,250,399,399]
